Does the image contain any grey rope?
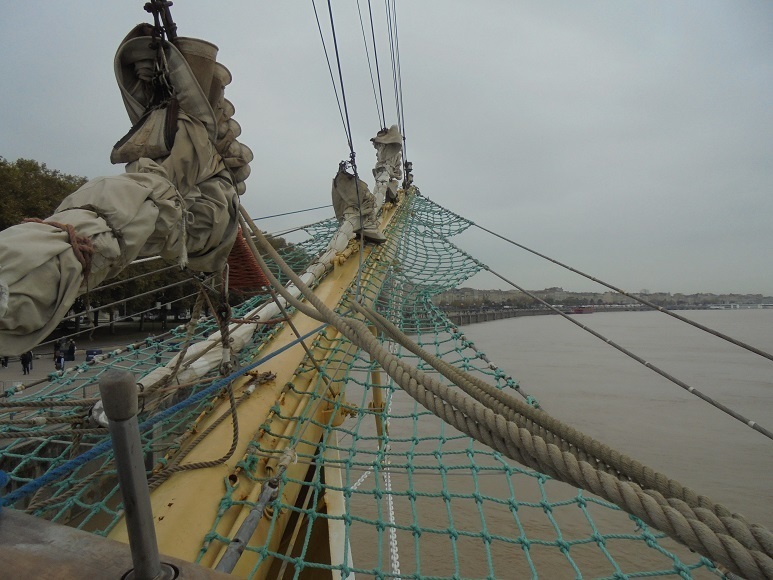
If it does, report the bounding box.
[239,205,773,579]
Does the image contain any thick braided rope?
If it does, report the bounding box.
[245,216,773,579]
[23,218,95,280]
[341,317,773,580]
[356,300,770,554]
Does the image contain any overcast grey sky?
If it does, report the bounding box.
[1,1,771,294]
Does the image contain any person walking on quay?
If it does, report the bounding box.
[20,351,33,375]
[54,350,65,372]
[66,339,76,362]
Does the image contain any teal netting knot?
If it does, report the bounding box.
[642,533,658,549]
[237,455,261,474]
[612,573,628,580]
[375,520,386,532]
[156,457,168,467]
[374,488,384,500]
[441,490,452,502]
[481,532,492,545]
[508,499,519,511]
[447,528,459,540]
[672,562,692,578]
[518,536,531,550]
[556,539,571,553]
[526,395,540,409]
[590,532,606,546]
[343,513,352,525]
[473,492,483,505]
[576,496,587,508]
[410,523,422,538]
[540,500,553,513]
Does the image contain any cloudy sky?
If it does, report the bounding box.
[1,1,771,294]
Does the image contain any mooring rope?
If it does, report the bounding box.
[243,206,773,580]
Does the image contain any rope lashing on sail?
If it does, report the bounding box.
[467,219,773,365]
[22,219,95,281]
[243,210,773,580]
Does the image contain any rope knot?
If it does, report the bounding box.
[23,218,95,281]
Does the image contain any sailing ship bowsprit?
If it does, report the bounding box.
[0,3,771,579]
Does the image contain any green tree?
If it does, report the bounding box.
[0,157,88,230]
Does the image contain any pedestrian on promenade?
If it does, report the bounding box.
[20,351,33,375]
[54,351,65,372]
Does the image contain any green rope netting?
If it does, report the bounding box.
[0,192,723,579]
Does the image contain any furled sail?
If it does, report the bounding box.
[0,26,252,355]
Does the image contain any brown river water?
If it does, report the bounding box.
[348,309,773,578]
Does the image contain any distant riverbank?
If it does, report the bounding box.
[440,303,773,326]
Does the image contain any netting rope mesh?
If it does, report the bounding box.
[0,192,724,579]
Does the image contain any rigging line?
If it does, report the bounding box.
[262,219,332,239]
[324,0,366,299]
[0,322,330,508]
[470,221,773,364]
[390,0,407,160]
[482,264,773,442]
[254,204,332,221]
[311,0,348,138]
[60,278,200,323]
[384,0,401,131]
[357,0,385,128]
[367,0,388,129]
[326,0,355,150]
[84,264,180,293]
[130,255,162,265]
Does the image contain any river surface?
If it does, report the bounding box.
[349,309,773,578]
[464,308,773,526]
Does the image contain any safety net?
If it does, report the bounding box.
[0,191,725,579]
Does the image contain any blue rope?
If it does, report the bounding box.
[1,322,327,507]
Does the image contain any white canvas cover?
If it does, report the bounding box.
[0,27,248,355]
[371,125,403,212]
[0,111,238,356]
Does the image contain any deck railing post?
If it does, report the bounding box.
[99,369,175,580]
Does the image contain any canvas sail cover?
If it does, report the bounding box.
[0,29,246,355]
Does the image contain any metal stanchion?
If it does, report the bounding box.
[99,369,176,580]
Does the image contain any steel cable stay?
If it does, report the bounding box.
[464,219,773,365]
[310,0,348,139]
[385,0,407,160]
[482,264,773,441]
[57,272,205,324]
[253,204,332,221]
[367,0,388,129]
[356,0,386,129]
[401,196,773,439]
